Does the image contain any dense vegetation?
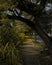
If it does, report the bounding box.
[0,0,52,65]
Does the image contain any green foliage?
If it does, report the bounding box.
[0,1,22,64]
[0,0,52,65]
[0,1,30,65]
[0,19,22,65]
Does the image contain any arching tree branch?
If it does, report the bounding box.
[7,14,52,50]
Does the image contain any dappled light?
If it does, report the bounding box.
[0,0,52,65]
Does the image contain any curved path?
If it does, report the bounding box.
[20,35,44,65]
